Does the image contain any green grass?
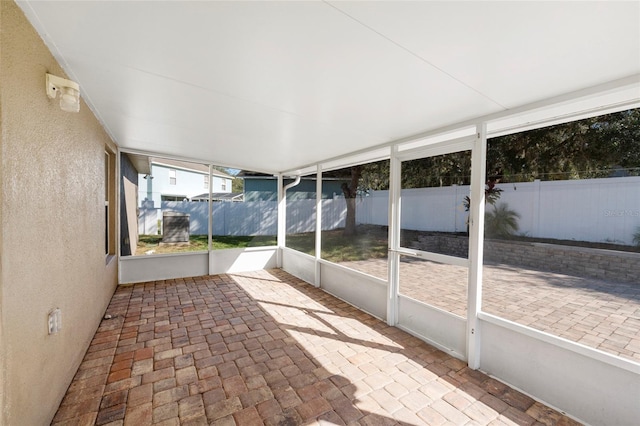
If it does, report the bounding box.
[321,226,388,262]
[136,225,390,262]
[138,224,640,257]
[136,234,276,255]
[285,225,389,262]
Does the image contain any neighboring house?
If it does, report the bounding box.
[191,192,244,202]
[241,172,346,201]
[139,159,234,207]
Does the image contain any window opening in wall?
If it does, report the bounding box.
[169,168,177,185]
[481,107,640,362]
[105,149,116,256]
[204,174,209,190]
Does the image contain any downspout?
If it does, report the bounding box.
[277,175,301,267]
[284,175,301,192]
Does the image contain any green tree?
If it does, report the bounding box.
[488,108,640,182]
[212,166,244,193]
[329,160,389,236]
[340,165,362,236]
[332,108,639,237]
[401,152,471,189]
[231,177,243,193]
[359,161,390,190]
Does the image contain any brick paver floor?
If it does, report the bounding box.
[53,269,581,425]
[340,258,640,362]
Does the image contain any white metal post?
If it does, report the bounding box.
[387,146,401,326]
[467,123,487,369]
[208,165,213,253]
[116,149,121,285]
[315,165,322,287]
[277,174,285,268]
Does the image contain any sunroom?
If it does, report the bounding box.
[2,1,639,425]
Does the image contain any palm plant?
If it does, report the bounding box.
[485,203,520,239]
[633,226,640,247]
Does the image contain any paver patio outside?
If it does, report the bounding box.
[339,258,640,362]
[53,269,581,425]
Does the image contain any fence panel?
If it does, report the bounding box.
[162,201,209,235]
[474,178,640,245]
[138,177,640,245]
[321,199,346,230]
[286,200,316,234]
[399,186,463,233]
[138,207,159,235]
[356,191,389,226]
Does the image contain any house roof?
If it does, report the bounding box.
[18,1,640,174]
[239,171,349,181]
[191,192,244,202]
[152,158,233,179]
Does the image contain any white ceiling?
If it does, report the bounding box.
[18,1,640,174]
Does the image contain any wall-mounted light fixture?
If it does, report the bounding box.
[46,73,80,113]
[143,174,154,180]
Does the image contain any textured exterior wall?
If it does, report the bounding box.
[1,2,118,424]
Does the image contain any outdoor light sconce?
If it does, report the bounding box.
[46,73,80,113]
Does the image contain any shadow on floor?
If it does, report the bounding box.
[52,269,580,425]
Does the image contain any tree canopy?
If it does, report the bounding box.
[354,107,640,191]
[296,108,640,236]
[487,108,640,183]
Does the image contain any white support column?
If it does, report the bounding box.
[467,123,487,369]
[315,165,322,287]
[277,174,285,268]
[387,146,401,326]
[208,165,213,252]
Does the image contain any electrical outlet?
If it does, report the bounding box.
[48,308,61,335]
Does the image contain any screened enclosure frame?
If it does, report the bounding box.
[118,77,640,426]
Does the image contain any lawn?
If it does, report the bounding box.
[321,226,389,261]
[135,225,389,262]
[136,234,277,255]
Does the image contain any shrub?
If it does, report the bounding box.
[485,203,520,239]
[633,226,640,247]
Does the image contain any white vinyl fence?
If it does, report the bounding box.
[138,176,640,245]
[138,200,348,236]
[498,176,640,245]
[362,176,639,246]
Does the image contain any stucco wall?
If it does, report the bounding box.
[1,2,118,424]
